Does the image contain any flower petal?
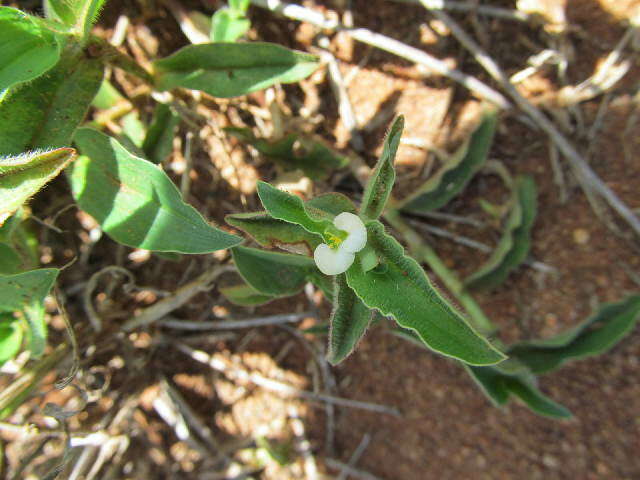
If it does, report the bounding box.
[314,243,355,275]
[334,212,367,253]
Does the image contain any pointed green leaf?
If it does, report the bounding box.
[142,103,181,164]
[91,79,125,110]
[0,47,104,155]
[220,282,275,306]
[0,243,23,274]
[256,181,333,236]
[226,128,347,179]
[153,42,319,98]
[0,148,76,226]
[346,220,505,365]
[307,193,357,216]
[510,296,640,374]
[464,175,537,290]
[0,268,59,357]
[231,245,323,297]
[360,116,404,221]
[70,128,242,253]
[327,274,372,365]
[211,8,250,42]
[44,0,106,39]
[0,315,23,366]
[0,7,63,91]
[400,110,497,212]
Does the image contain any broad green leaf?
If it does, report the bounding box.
[400,111,497,213]
[220,282,275,306]
[211,9,250,42]
[0,315,23,366]
[327,274,372,364]
[45,0,106,40]
[0,148,76,226]
[465,175,536,290]
[226,128,347,180]
[509,296,640,374]
[0,7,63,91]
[360,116,404,221]
[142,103,181,164]
[307,193,357,216]
[231,246,321,297]
[226,212,322,256]
[91,79,125,110]
[0,268,59,357]
[0,243,22,274]
[121,112,146,148]
[346,221,505,366]
[153,42,319,98]
[256,181,333,237]
[465,365,571,419]
[71,128,242,253]
[0,47,104,155]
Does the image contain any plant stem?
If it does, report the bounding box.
[87,36,154,84]
[383,208,497,335]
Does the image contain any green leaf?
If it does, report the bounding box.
[229,0,250,13]
[509,296,640,374]
[226,128,347,180]
[400,110,497,213]
[464,175,537,290]
[231,246,321,297]
[0,268,59,357]
[44,0,106,40]
[0,47,104,155]
[307,193,357,216]
[220,283,275,306]
[121,112,146,148]
[0,243,23,274]
[211,9,250,43]
[91,79,125,110]
[226,212,322,256]
[465,365,571,419]
[70,128,242,253]
[0,7,63,91]
[0,315,23,366]
[360,116,404,221]
[153,42,319,98]
[256,181,333,237]
[346,220,505,365]
[0,148,76,226]
[327,274,372,364]
[142,103,181,164]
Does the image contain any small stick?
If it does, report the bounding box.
[250,0,510,109]
[406,209,484,228]
[180,131,194,198]
[84,266,135,332]
[123,264,233,331]
[337,433,372,480]
[394,0,530,22]
[289,406,319,480]
[158,312,312,330]
[326,458,384,480]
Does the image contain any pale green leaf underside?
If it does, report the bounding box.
[400,110,497,213]
[71,128,242,253]
[360,115,404,221]
[0,148,76,226]
[153,42,319,98]
[346,221,505,366]
[0,7,62,92]
[465,175,537,290]
[327,274,372,365]
[219,283,275,306]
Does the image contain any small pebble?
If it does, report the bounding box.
[573,228,590,245]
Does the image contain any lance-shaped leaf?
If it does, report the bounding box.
[226,127,347,180]
[256,181,333,236]
[211,8,250,43]
[0,315,23,366]
[220,282,275,306]
[327,274,373,365]
[360,116,404,221]
[465,175,537,290]
[0,47,104,155]
[142,103,181,164]
[44,0,106,40]
[226,193,356,255]
[399,111,497,213]
[465,365,571,419]
[509,296,640,374]
[71,128,242,253]
[0,268,59,357]
[0,7,63,91]
[0,148,76,226]
[346,221,505,366]
[232,246,322,297]
[153,42,319,98]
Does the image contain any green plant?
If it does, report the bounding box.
[1,1,638,441]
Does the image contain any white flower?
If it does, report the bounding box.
[314,212,367,275]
